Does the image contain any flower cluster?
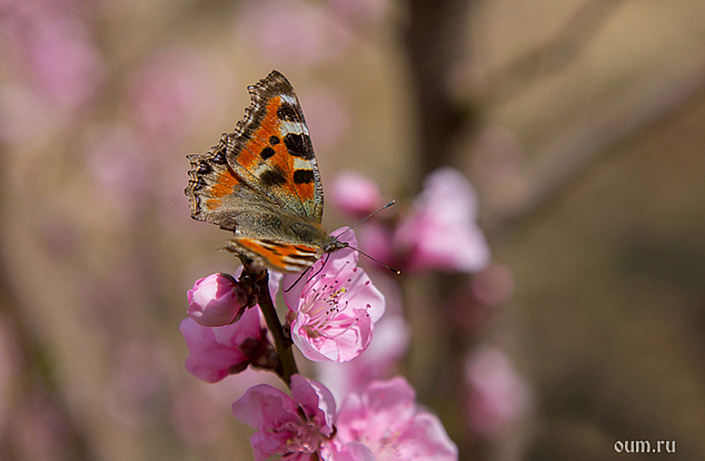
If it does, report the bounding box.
[180,169,531,460]
[180,227,458,459]
[232,374,457,461]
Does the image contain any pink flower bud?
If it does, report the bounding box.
[187,273,249,327]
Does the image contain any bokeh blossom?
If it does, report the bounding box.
[187,273,251,327]
[231,374,338,461]
[283,229,385,363]
[395,167,490,273]
[330,171,382,218]
[464,345,532,437]
[336,377,458,461]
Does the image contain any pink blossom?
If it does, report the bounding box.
[316,275,409,401]
[179,307,271,383]
[394,167,490,273]
[187,273,250,327]
[283,229,385,362]
[336,377,458,460]
[330,171,382,218]
[180,270,281,382]
[464,345,531,437]
[231,375,337,461]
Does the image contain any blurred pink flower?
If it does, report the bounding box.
[180,306,272,383]
[187,273,251,327]
[238,0,353,65]
[84,122,151,217]
[11,12,105,109]
[357,221,395,269]
[231,374,338,461]
[330,171,382,218]
[283,228,385,362]
[317,312,409,402]
[449,263,515,331]
[470,262,515,306]
[129,48,216,144]
[394,167,490,273]
[464,345,531,438]
[336,377,458,461]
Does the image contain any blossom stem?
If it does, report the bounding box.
[253,268,298,386]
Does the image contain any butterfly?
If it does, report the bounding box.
[185,70,348,273]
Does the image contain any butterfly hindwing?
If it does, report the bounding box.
[185,144,243,230]
[226,236,322,273]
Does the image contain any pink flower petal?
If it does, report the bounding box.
[394,168,490,273]
[283,229,385,363]
[336,377,458,461]
[232,375,336,460]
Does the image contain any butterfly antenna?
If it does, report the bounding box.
[283,254,332,293]
[348,245,400,275]
[332,200,396,239]
[284,265,312,293]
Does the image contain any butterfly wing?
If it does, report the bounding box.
[185,71,331,272]
[186,70,323,228]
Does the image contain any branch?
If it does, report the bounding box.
[485,53,705,236]
[251,267,299,386]
[476,0,628,105]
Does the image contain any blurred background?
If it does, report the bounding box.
[1,0,705,460]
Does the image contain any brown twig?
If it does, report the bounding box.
[250,266,299,386]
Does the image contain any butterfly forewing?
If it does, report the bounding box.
[228,71,323,222]
[185,71,334,273]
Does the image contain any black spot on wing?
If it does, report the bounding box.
[283,133,313,160]
[260,146,276,160]
[277,102,300,121]
[293,169,315,184]
[259,169,287,187]
[269,135,280,145]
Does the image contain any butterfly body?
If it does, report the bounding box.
[185,70,347,273]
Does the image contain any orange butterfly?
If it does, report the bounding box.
[185,71,347,272]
